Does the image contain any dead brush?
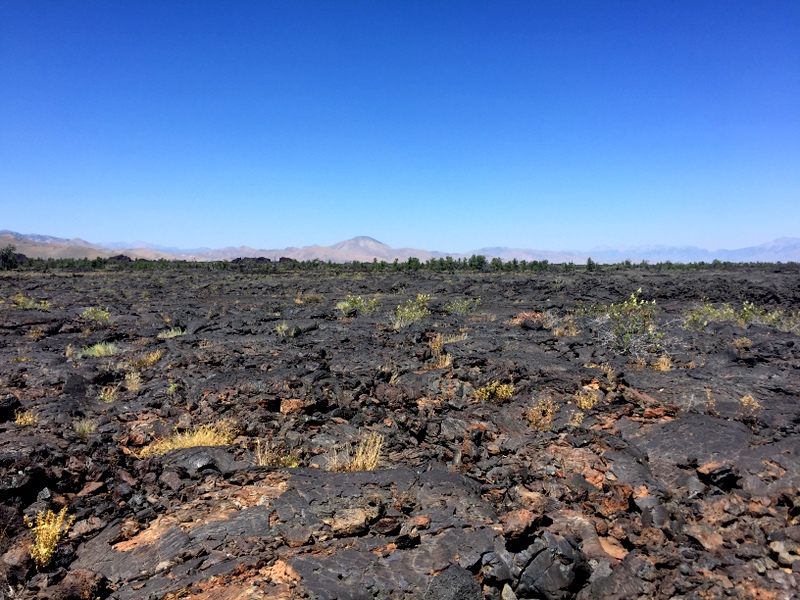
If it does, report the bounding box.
[573,390,598,410]
[524,395,558,431]
[508,311,546,327]
[422,332,467,371]
[650,355,672,371]
[329,432,384,472]
[24,507,74,570]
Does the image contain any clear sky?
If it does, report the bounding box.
[1,1,798,252]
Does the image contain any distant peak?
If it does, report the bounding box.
[330,236,391,251]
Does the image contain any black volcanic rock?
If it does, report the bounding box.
[0,264,799,599]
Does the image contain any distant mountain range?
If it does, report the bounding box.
[2,230,799,264]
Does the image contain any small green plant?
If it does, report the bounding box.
[73,418,97,440]
[167,382,179,394]
[475,380,515,402]
[24,507,75,570]
[11,293,51,311]
[443,298,481,315]
[79,342,117,358]
[392,294,430,329]
[157,327,186,339]
[275,321,290,337]
[336,295,379,316]
[81,307,110,326]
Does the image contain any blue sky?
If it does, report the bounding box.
[1,1,798,252]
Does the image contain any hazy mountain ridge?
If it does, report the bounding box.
[2,230,799,264]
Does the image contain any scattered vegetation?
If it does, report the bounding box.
[79,342,117,358]
[10,293,51,311]
[329,432,384,472]
[336,294,379,316]
[685,300,800,333]
[253,440,301,468]
[73,418,97,440]
[443,297,481,315]
[138,421,237,458]
[24,507,75,570]
[157,327,186,339]
[475,380,515,402]
[392,294,430,329]
[81,306,110,326]
[14,409,39,427]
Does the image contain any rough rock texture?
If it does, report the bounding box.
[1,265,799,599]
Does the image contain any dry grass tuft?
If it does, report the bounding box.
[253,439,301,468]
[131,349,163,369]
[80,342,117,358]
[24,507,75,570]
[157,327,186,339]
[329,432,384,472]
[124,371,142,392]
[137,421,237,458]
[73,418,97,440]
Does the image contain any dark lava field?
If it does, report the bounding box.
[1,265,799,600]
